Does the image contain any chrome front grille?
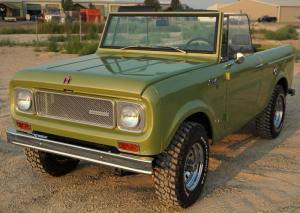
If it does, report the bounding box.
[35,91,115,128]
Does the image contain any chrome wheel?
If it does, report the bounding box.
[184,143,204,191]
[273,95,284,129]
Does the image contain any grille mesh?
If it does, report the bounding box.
[35,91,114,128]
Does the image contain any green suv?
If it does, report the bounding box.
[7,11,295,208]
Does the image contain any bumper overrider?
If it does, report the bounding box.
[6,128,153,174]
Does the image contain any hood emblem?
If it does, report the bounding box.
[63,76,72,84]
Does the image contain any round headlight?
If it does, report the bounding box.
[120,105,140,128]
[16,90,32,111]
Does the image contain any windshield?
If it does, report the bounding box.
[101,13,219,54]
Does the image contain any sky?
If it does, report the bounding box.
[116,0,236,9]
[179,0,235,9]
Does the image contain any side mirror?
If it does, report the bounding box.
[234,52,245,64]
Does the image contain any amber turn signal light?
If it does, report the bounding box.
[16,121,32,132]
[118,141,140,153]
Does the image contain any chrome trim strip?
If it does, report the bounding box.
[255,63,264,69]
[6,128,153,174]
[267,54,295,65]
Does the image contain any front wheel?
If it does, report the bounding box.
[256,85,286,139]
[25,148,79,177]
[153,122,209,208]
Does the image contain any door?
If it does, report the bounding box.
[226,55,264,132]
[223,15,264,132]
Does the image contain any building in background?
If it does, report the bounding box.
[0,0,170,20]
[0,2,23,17]
[208,0,300,23]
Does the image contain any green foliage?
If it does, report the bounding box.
[82,31,99,40]
[171,0,183,10]
[0,27,34,34]
[62,0,73,12]
[253,25,298,41]
[48,35,66,42]
[0,35,98,55]
[38,22,64,34]
[0,39,17,47]
[144,0,161,10]
[251,28,267,34]
[79,43,98,55]
[63,38,98,55]
[35,21,105,34]
[0,21,105,35]
[0,39,48,47]
[265,25,298,40]
[63,37,83,54]
[253,43,276,51]
[47,41,60,52]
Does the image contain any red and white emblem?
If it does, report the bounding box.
[63,76,72,84]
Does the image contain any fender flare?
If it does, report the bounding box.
[161,99,216,152]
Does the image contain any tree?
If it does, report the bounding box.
[61,0,73,12]
[171,0,183,10]
[89,2,95,9]
[144,0,161,10]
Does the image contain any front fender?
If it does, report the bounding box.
[161,99,215,152]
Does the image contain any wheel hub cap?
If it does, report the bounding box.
[274,96,284,129]
[184,143,204,191]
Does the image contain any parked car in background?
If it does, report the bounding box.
[258,15,277,23]
[44,9,61,23]
[4,16,16,22]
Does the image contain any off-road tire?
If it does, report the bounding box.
[25,148,79,177]
[256,85,286,139]
[153,122,209,208]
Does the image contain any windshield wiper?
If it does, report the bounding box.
[121,45,152,50]
[120,45,187,54]
[155,46,187,54]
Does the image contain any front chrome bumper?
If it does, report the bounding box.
[6,128,153,174]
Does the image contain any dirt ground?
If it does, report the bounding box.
[0,47,300,212]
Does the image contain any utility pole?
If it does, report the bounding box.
[79,13,82,43]
[36,19,39,43]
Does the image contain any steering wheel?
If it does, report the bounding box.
[184,37,213,50]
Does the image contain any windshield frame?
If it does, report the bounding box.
[100,12,221,54]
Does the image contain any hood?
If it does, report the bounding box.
[12,53,214,96]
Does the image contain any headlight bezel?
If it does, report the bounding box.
[15,88,35,114]
[117,101,145,133]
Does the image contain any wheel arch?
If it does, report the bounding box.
[161,100,217,153]
[276,77,288,95]
[184,112,213,141]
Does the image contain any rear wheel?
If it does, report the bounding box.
[153,122,209,208]
[256,85,286,139]
[25,148,79,177]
